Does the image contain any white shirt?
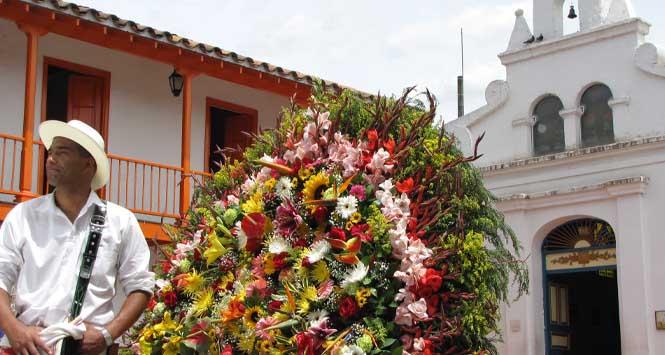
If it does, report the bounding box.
[0,192,155,328]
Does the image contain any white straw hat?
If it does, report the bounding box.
[39,120,110,190]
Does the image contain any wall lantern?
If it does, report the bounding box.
[169,69,184,97]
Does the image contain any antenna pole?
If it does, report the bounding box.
[457,28,465,117]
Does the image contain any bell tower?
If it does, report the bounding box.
[533,0,566,40]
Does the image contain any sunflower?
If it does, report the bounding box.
[244,306,265,329]
[303,172,330,203]
[192,288,214,317]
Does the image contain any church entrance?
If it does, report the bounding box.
[543,218,621,355]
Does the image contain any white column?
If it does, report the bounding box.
[511,116,535,158]
[609,183,652,355]
[559,107,583,150]
[608,96,631,141]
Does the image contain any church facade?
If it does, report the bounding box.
[446,1,665,354]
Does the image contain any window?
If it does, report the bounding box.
[581,84,614,147]
[533,96,565,156]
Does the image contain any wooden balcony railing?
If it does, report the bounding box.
[0,133,213,225]
[0,133,23,197]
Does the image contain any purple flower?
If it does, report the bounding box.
[275,199,303,236]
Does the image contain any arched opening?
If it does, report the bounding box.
[533,95,565,156]
[542,218,621,355]
[580,84,614,147]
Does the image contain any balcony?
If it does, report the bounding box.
[0,131,211,242]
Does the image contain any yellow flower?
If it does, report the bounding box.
[258,340,272,354]
[204,232,227,265]
[297,298,310,315]
[298,167,314,180]
[242,191,264,214]
[264,178,277,191]
[244,306,265,329]
[312,261,330,283]
[192,288,214,317]
[183,270,205,295]
[153,312,179,336]
[302,285,318,301]
[263,254,277,275]
[345,221,355,230]
[303,172,329,203]
[356,288,372,308]
[350,212,362,224]
[162,335,182,355]
[239,336,256,353]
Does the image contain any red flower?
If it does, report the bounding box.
[313,206,329,224]
[273,253,288,270]
[383,138,396,154]
[350,224,372,242]
[241,212,270,253]
[295,332,322,355]
[338,296,359,319]
[367,129,379,150]
[396,177,415,193]
[161,260,173,274]
[329,227,347,241]
[268,300,283,312]
[426,295,440,316]
[147,297,157,311]
[162,291,177,308]
[221,345,233,355]
[418,268,443,296]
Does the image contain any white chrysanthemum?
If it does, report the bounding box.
[339,345,366,355]
[274,176,293,198]
[307,240,331,264]
[341,262,369,288]
[155,279,171,292]
[335,195,358,219]
[268,236,291,254]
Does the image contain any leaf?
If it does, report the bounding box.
[390,346,403,355]
[381,338,397,348]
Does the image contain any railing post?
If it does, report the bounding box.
[16,23,47,202]
[178,69,198,215]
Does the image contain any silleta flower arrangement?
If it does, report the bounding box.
[131,86,527,355]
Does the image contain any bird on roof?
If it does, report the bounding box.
[524,35,535,44]
[536,34,544,42]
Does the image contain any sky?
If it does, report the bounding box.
[76,0,664,121]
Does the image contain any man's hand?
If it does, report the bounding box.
[80,325,107,355]
[5,324,51,355]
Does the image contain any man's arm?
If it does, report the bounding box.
[80,291,150,354]
[0,289,51,355]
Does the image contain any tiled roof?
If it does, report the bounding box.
[23,0,362,94]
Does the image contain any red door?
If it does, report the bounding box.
[67,74,105,133]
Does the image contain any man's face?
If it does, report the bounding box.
[46,137,96,188]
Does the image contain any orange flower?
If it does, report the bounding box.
[221,298,246,323]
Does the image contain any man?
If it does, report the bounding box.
[0,120,155,355]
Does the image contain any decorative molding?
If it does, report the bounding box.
[496,176,648,212]
[500,18,650,65]
[480,135,665,174]
[635,43,665,78]
[559,107,584,119]
[512,116,535,127]
[608,96,631,107]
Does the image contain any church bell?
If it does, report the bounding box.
[567,4,578,19]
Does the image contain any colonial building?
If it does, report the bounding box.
[0,0,348,240]
[446,0,665,354]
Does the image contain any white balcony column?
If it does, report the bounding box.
[559,107,583,150]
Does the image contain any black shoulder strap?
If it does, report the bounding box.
[68,201,107,319]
